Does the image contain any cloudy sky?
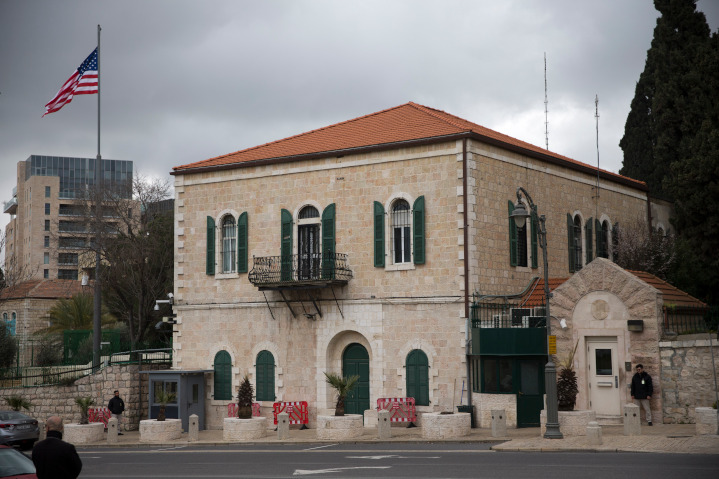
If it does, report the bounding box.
[1,0,717,235]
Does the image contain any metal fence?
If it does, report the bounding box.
[470,300,547,329]
[0,348,172,389]
[662,305,718,336]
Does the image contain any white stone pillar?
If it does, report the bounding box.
[586,421,602,445]
[623,403,641,436]
[107,417,118,444]
[189,414,199,442]
[377,410,391,440]
[277,412,290,440]
[491,409,506,438]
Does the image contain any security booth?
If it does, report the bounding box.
[143,369,211,431]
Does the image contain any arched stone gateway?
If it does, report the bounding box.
[322,331,373,415]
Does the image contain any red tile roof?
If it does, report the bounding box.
[0,280,89,300]
[171,102,645,188]
[521,272,705,308]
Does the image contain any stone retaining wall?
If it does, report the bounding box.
[0,364,165,430]
[660,337,719,424]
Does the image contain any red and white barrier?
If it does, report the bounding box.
[88,407,112,427]
[272,401,309,428]
[227,403,262,417]
[377,397,417,424]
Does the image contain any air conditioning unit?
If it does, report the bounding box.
[533,306,547,316]
[510,308,532,327]
[525,316,546,328]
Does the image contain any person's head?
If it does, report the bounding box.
[46,415,63,433]
[114,390,119,396]
[636,364,644,372]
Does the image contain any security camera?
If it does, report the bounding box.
[154,303,160,311]
[559,318,568,329]
[154,321,163,330]
[167,292,174,299]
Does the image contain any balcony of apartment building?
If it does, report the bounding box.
[3,187,17,215]
[469,300,548,356]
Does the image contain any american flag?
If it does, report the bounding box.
[43,48,98,117]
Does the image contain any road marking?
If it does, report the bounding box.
[152,445,188,452]
[345,455,440,459]
[293,466,391,476]
[303,444,338,450]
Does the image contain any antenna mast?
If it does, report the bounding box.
[594,94,600,220]
[544,53,549,150]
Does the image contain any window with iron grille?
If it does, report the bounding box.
[221,216,236,273]
[58,269,78,280]
[391,199,411,264]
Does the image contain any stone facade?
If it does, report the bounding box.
[0,364,163,430]
[172,111,653,430]
[660,337,719,424]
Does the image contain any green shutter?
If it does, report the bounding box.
[596,218,603,258]
[206,216,215,275]
[585,217,593,264]
[280,209,293,281]
[567,213,575,273]
[530,211,538,269]
[213,350,232,400]
[406,349,429,406]
[373,201,385,267]
[256,350,275,401]
[508,201,517,267]
[237,212,248,273]
[413,196,425,264]
[321,203,336,279]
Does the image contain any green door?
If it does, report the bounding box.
[342,343,370,415]
[517,358,545,428]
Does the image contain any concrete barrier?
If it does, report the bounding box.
[378,410,391,440]
[540,410,596,436]
[277,412,289,440]
[586,421,602,445]
[491,409,506,438]
[421,413,471,440]
[64,422,105,445]
[107,417,118,444]
[695,407,718,435]
[223,417,268,441]
[189,414,199,442]
[140,419,183,442]
[623,403,641,436]
[316,415,364,440]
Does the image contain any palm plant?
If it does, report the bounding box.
[324,372,359,416]
[75,396,95,425]
[557,340,579,411]
[236,375,254,419]
[155,389,176,421]
[35,293,116,335]
[4,395,32,412]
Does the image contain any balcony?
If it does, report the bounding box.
[248,252,352,290]
[3,197,17,215]
[470,302,547,356]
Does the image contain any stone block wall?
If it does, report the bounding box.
[660,337,719,424]
[0,364,164,430]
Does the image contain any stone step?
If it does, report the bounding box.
[596,415,623,426]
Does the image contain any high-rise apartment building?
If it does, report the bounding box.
[4,155,133,281]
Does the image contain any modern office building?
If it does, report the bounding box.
[3,155,133,281]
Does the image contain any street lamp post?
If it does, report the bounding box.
[509,186,563,439]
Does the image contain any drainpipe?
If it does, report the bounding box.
[463,137,472,413]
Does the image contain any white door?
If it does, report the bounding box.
[586,339,621,415]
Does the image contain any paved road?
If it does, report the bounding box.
[77,444,718,479]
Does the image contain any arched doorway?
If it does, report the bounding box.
[342,343,370,415]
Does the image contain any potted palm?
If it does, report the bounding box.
[155,390,176,421]
[316,372,363,440]
[223,375,267,440]
[3,395,32,412]
[557,341,579,411]
[64,396,104,444]
[236,375,254,419]
[140,389,182,442]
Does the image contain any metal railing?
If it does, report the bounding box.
[248,252,353,286]
[663,305,718,336]
[470,300,547,329]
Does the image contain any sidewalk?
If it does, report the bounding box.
[79,423,719,454]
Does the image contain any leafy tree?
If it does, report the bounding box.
[619,0,713,200]
[0,323,17,370]
[35,293,116,336]
[613,219,676,280]
[33,336,63,367]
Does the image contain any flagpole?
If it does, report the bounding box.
[93,24,102,370]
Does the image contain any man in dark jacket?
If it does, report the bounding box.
[31,416,82,479]
[108,389,125,434]
[630,363,653,425]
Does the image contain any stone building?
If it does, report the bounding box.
[170,102,664,429]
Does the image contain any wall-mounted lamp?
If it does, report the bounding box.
[627,320,644,332]
[154,292,174,311]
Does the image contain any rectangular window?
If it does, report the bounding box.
[44,236,50,248]
[44,220,50,231]
[482,357,514,393]
[43,252,49,264]
[45,186,51,198]
[595,349,613,375]
[43,269,49,279]
[58,269,78,280]
[58,253,78,265]
[45,203,50,215]
[517,224,528,267]
[153,381,178,404]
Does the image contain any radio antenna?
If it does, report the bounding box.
[544,53,549,150]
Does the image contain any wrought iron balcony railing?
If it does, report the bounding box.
[248,252,353,288]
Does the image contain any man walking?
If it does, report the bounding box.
[631,363,653,425]
[31,416,82,479]
[108,389,125,434]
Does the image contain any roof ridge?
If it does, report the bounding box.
[407,102,473,132]
[179,103,418,169]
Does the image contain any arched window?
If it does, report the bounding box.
[221,216,236,273]
[598,220,610,258]
[391,199,411,264]
[406,349,429,406]
[213,350,232,401]
[8,312,16,336]
[297,206,320,280]
[255,350,275,401]
[567,213,583,272]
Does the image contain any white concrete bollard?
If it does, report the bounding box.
[623,403,641,436]
[189,414,199,442]
[277,412,290,440]
[378,410,391,440]
[694,407,719,435]
[491,409,507,438]
[107,417,118,444]
[586,421,602,445]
